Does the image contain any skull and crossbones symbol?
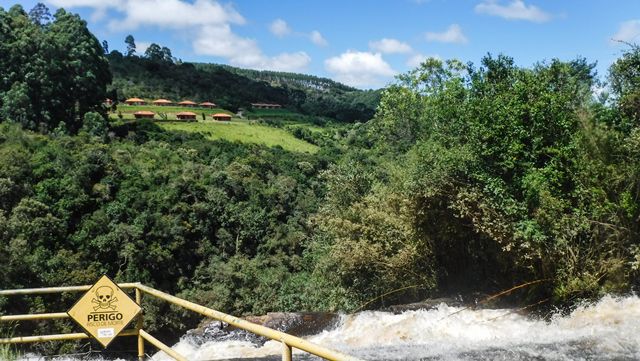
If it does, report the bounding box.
[92,286,118,311]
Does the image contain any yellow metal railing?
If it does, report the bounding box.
[0,282,362,361]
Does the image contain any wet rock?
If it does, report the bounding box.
[186,312,339,347]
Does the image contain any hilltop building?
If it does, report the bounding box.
[212,113,232,121]
[133,111,155,119]
[199,102,217,108]
[178,100,197,107]
[176,112,197,121]
[125,98,146,105]
[152,99,173,106]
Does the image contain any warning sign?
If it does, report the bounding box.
[67,275,141,348]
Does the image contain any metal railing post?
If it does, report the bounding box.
[135,287,145,361]
[282,340,292,361]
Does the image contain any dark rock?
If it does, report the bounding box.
[186,312,340,347]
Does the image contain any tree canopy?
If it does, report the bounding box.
[0,4,110,132]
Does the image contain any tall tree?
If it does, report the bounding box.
[28,2,52,26]
[125,34,136,56]
[161,46,174,63]
[47,8,111,131]
[609,44,640,126]
[144,43,163,61]
[102,39,109,54]
[0,5,111,132]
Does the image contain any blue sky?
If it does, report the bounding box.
[4,0,640,89]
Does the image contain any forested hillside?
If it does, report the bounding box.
[1,2,640,356]
[108,44,381,122]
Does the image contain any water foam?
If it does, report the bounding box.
[151,295,640,360]
[18,295,640,360]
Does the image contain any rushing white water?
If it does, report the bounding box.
[18,295,640,360]
[152,295,640,361]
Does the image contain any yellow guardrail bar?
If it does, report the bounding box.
[0,282,363,361]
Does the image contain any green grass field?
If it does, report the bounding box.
[111,104,321,153]
[158,120,319,153]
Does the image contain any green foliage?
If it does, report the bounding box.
[0,4,110,132]
[106,51,380,122]
[2,3,640,352]
[124,34,135,57]
[310,53,640,307]
[0,121,332,348]
[80,111,107,138]
[609,44,640,128]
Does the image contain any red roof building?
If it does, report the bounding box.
[176,111,197,121]
[152,99,173,106]
[178,100,197,107]
[199,101,217,108]
[125,98,146,105]
[212,113,232,121]
[133,111,155,119]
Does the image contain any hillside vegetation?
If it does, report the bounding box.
[1,2,640,356]
[108,49,381,122]
[109,104,323,152]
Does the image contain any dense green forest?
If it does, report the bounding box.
[1,2,640,355]
[107,39,381,122]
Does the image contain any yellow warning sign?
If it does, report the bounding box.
[67,275,141,348]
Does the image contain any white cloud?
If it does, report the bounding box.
[425,24,468,44]
[194,25,310,71]
[406,53,440,68]
[266,52,312,71]
[369,38,413,54]
[475,0,551,23]
[107,0,244,31]
[325,51,396,88]
[136,41,152,54]
[49,0,311,73]
[269,18,291,38]
[310,30,328,46]
[611,20,640,44]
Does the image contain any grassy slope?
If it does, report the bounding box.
[159,120,319,153]
[110,105,320,153]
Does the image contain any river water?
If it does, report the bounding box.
[154,294,640,361]
[20,295,640,361]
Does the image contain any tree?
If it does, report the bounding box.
[47,8,112,131]
[0,5,111,132]
[609,44,640,126]
[125,34,136,56]
[28,2,52,26]
[80,111,108,138]
[102,40,109,54]
[144,43,163,61]
[161,46,174,63]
